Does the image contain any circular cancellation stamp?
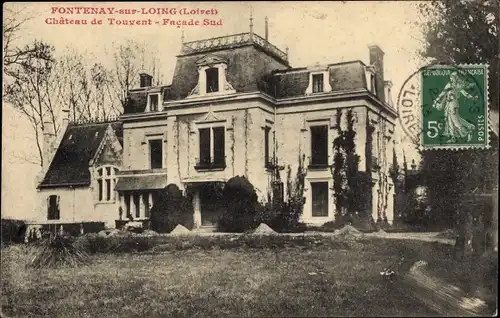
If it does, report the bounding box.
[396,64,490,150]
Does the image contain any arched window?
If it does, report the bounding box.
[96,166,118,202]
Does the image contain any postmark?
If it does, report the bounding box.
[396,64,490,150]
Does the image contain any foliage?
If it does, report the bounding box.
[150,184,194,233]
[332,109,372,225]
[1,219,26,245]
[217,176,260,232]
[30,234,89,269]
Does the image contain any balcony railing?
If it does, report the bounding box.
[181,32,288,63]
[194,157,227,170]
[308,156,329,169]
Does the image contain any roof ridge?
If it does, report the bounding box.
[70,119,122,127]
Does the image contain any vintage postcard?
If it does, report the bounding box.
[2,1,498,317]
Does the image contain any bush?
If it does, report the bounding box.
[217,176,260,232]
[150,184,194,233]
[30,234,89,268]
[74,233,355,254]
[1,219,26,245]
[256,197,306,233]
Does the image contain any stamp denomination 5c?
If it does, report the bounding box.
[397,64,490,150]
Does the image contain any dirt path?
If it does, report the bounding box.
[362,232,455,245]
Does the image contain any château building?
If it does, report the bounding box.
[36,20,397,230]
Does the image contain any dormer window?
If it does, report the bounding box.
[149,94,159,112]
[312,74,324,93]
[366,65,377,94]
[187,54,235,99]
[305,69,332,95]
[206,68,219,93]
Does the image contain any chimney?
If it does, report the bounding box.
[368,45,385,102]
[139,73,153,88]
[265,16,269,41]
[42,119,55,169]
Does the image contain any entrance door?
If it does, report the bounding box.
[199,184,224,227]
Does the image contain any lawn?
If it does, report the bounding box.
[0,235,473,317]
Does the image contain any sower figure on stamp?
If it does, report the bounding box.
[432,71,478,143]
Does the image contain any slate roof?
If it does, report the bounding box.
[265,61,368,98]
[123,33,372,114]
[38,121,123,188]
[115,175,168,191]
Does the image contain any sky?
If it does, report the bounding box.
[2,1,427,220]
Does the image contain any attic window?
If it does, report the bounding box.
[94,132,99,139]
[306,70,332,95]
[312,74,324,93]
[206,68,219,93]
[149,94,159,112]
[370,74,376,94]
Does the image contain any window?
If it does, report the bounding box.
[311,182,329,217]
[149,94,159,112]
[370,74,376,94]
[310,125,328,168]
[47,195,60,220]
[96,166,118,202]
[149,139,163,169]
[264,127,272,168]
[206,67,219,93]
[196,126,226,169]
[312,74,324,93]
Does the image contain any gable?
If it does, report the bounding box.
[38,121,123,189]
[95,134,122,167]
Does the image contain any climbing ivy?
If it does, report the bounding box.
[374,116,390,224]
[331,109,370,224]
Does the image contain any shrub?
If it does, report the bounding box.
[150,184,194,233]
[30,234,89,268]
[256,197,306,233]
[217,176,260,232]
[1,219,26,245]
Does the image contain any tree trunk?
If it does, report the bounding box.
[455,202,475,259]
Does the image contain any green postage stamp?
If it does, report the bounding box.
[420,65,489,149]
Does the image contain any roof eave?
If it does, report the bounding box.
[37,182,90,190]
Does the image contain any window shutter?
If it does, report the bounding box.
[56,196,60,220]
[213,127,225,165]
[46,196,50,220]
[199,128,211,164]
[264,127,270,166]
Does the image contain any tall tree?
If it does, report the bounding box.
[418,0,499,254]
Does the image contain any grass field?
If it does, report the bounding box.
[0,235,490,317]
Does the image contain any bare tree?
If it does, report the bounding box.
[4,41,61,167]
[107,39,164,114]
[3,7,52,98]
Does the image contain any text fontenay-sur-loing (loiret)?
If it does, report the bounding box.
[50,7,219,15]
